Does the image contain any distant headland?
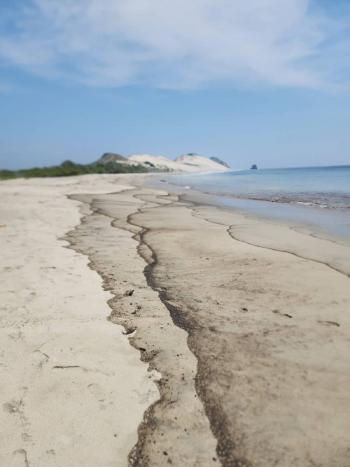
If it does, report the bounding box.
[0,152,231,179]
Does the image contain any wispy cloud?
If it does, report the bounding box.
[0,0,348,89]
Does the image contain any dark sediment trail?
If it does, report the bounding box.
[66,188,218,466]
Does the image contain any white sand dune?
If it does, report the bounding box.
[128,153,230,172]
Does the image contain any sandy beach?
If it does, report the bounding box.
[1,173,350,467]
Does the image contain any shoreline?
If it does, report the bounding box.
[178,191,350,277]
[151,175,350,268]
[1,173,350,466]
[152,172,350,242]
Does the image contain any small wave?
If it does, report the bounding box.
[296,201,316,207]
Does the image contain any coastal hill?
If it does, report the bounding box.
[97,152,231,173]
[97,153,128,164]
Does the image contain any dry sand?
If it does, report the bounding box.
[0,175,159,467]
[1,174,350,467]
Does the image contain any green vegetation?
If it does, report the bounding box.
[0,170,17,180]
[0,159,151,180]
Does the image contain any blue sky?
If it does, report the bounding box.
[0,0,350,169]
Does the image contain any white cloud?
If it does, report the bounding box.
[0,0,347,89]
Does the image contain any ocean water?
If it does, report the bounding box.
[159,165,350,240]
[165,165,350,209]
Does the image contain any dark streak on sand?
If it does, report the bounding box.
[127,197,252,467]
[126,205,214,466]
[65,189,219,466]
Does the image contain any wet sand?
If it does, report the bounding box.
[1,174,350,466]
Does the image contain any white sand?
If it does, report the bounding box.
[0,175,159,467]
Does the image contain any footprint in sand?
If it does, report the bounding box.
[12,448,29,467]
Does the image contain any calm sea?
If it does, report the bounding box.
[166,165,350,209]
[159,165,350,240]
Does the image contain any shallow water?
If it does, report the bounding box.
[217,196,350,242]
[156,165,350,241]
[165,165,350,209]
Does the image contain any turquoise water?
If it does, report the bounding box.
[159,165,350,240]
[166,165,350,209]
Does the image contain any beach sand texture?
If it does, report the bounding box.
[0,176,159,467]
[1,174,350,466]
